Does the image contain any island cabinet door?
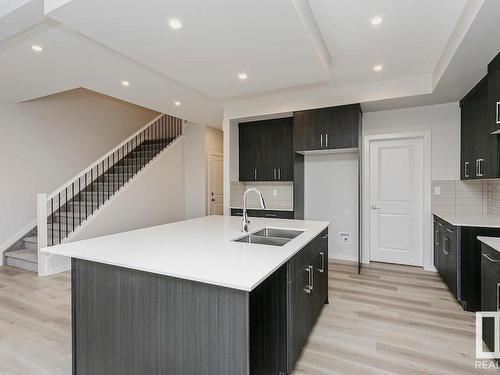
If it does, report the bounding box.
[288,263,314,371]
[313,244,329,315]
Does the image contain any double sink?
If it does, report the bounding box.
[233,227,304,247]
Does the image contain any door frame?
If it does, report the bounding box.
[207,152,224,215]
[362,131,433,270]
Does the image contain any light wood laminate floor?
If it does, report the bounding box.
[0,261,498,374]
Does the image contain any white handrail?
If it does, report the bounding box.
[47,113,165,200]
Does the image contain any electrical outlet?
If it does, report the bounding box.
[434,186,441,195]
[339,233,351,245]
[273,189,277,197]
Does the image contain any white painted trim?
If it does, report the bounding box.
[223,119,232,215]
[37,193,48,276]
[0,219,37,265]
[329,253,357,262]
[47,113,165,200]
[362,131,433,271]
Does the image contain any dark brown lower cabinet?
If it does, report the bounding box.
[480,243,500,352]
[287,229,328,372]
[71,229,328,375]
[433,218,457,297]
[434,215,500,312]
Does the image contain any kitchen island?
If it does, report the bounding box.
[43,215,329,375]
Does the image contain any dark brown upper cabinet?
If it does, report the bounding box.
[239,118,293,182]
[488,52,500,134]
[460,76,499,180]
[293,104,361,152]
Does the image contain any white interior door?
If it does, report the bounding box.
[369,137,423,266]
[209,155,224,215]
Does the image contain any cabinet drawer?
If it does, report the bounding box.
[230,208,294,219]
[287,229,328,281]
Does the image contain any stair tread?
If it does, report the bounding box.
[23,236,38,244]
[5,249,37,263]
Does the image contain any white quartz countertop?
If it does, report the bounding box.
[478,236,500,253]
[42,215,329,291]
[432,209,500,228]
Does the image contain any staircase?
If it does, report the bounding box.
[3,114,183,273]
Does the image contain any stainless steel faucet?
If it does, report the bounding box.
[242,188,266,232]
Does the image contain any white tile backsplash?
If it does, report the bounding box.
[432,179,500,215]
[487,180,500,216]
[230,181,293,210]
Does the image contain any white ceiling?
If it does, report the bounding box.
[0,20,223,126]
[309,0,467,85]
[0,0,496,125]
[45,0,331,99]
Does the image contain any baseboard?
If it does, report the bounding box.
[328,253,357,262]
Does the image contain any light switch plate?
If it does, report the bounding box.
[273,189,277,197]
[339,233,351,245]
[434,186,441,195]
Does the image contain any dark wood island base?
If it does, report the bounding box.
[71,229,328,375]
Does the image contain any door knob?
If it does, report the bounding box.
[371,205,381,209]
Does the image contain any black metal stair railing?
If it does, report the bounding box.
[44,114,183,246]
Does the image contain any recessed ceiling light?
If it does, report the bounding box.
[168,18,183,30]
[371,16,384,26]
[238,73,248,80]
[121,80,130,87]
[373,65,383,72]
[31,45,43,52]
[174,101,181,106]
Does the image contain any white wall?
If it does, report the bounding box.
[184,123,223,219]
[69,138,185,241]
[304,153,359,261]
[363,102,460,180]
[0,88,158,248]
[184,122,206,219]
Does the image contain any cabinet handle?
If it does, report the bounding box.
[264,213,277,217]
[273,168,276,180]
[320,134,323,148]
[322,233,328,239]
[496,101,500,125]
[278,168,281,180]
[435,230,440,246]
[254,169,257,180]
[446,228,454,233]
[464,162,469,178]
[319,252,325,273]
[483,253,500,263]
[325,134,328,148]
[476,159,484,177]
[304,267,312,294]
[443,237,450,255]
[309,265,314,291]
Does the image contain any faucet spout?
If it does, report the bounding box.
[242,188,266,232]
